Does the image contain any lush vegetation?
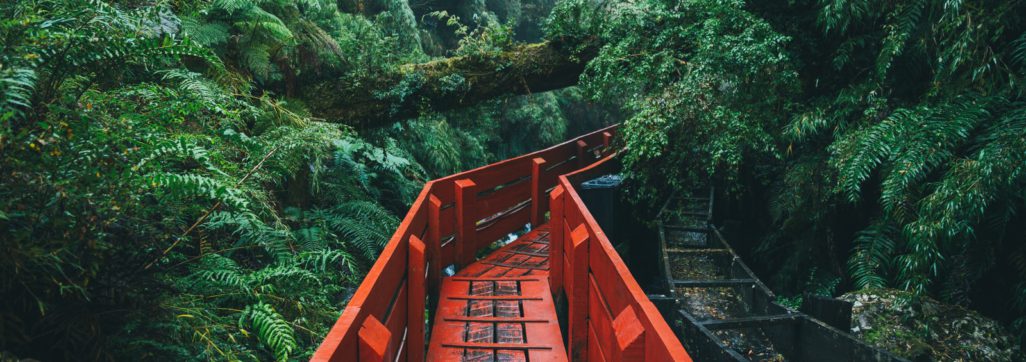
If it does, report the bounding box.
[0,0,595,360]
[549,0,1026,348]
[2,0,1024,360]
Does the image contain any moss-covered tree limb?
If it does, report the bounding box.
[301,40,596,128]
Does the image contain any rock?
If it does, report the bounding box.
[839,288,1023,361]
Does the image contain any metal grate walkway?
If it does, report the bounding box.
[427,225,568,361]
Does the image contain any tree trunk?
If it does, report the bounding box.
[300,39,596,129]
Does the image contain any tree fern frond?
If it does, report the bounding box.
[148,173,250,210]
[192,255,249,290]
[240,302,297,362]
[137,137,229,177]
[328,217,389,260]
[247,264,320,290]
[237,6,294,43]
[0,66,37,119]
[70,34,223,71]
[296,249,358,275]
[294,225,327,251]
[240,44,274,79]
[203,211,294,262]
[212,0,255,15]
[294,18,342,57]
[407,119,463,175]
[848,220,898,289]
[180,17,230,47]
[331,201,399,231]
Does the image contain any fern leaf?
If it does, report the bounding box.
[0,66,37,119]
[848,221,898,289]
[240,302,296,362]
[148,173,250,210]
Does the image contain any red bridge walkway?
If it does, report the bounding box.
[312,126,691,362]
[428,225,565,361]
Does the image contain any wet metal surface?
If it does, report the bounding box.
[427,225,568,362]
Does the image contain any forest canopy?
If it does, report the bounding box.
[1,0,1025,360]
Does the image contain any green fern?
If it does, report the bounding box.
[296,249,358,275]
[148,173,250,210]
[325,201,398,259]
[248,264,320,292]
[205,211,294,262]
[0,66,37,120]
[136,137,228,177]
[180,17,231,47]
[848,220,898,289]
[193,255,249,290]
[241,302,297,362]
[212,0,256,15]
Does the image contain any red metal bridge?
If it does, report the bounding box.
[312,126,691,361]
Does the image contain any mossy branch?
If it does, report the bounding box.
[301,40,597,128]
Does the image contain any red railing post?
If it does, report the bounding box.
[613,306,646,361]
[408,235,427,362]
[548,185,565,296]
[427,194,443,294]
[530,157,548,226]
[454,179,477,268]
[576,140,589,168]
[358,316,391,362]
[568,224,590,361]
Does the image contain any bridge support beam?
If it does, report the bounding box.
[548,186,565,297]
[576,140,588,169]
[358,316,391,362]
[568,224,590,361]
[408,235,427,362]
[613,306,646,361]
[427,195,443,294]
[531,157,548,226]
[455,179,478,269]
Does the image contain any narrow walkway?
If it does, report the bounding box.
[427,225,568,361]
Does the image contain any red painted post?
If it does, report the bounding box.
[548,185,565,296]
[408,235,427,362]
[576,140,589,168]
[427,194,443,294]
[454,179,477,269]
[568,224,590,362]
[358,316,391,362]
[530,157,548,226]
[612,306,646,361]
[602,131,613,156]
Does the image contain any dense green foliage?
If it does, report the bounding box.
[0,0,590,360]
[550,0,1026,345]
[4,0,1024,359]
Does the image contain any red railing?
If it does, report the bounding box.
[549,153,693,361]
[312,126,618,362]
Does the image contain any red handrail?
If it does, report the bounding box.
[313,125,618,362]
[550,153,693,361]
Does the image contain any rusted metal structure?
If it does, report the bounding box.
[656,192,906,361]
[312,126,692,361]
